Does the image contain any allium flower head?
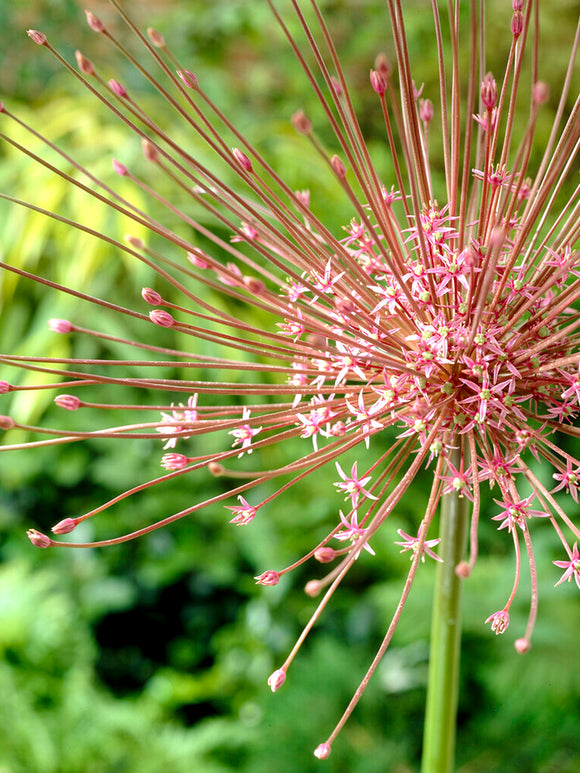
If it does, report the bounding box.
[1,0,579,758]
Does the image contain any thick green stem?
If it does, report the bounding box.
[421,488,469,773]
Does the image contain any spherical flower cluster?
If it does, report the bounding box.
[1,0,579,758]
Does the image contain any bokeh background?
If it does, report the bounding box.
[1,1,579,771]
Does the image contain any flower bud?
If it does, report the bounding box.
[455,560,471,578]
[511,11,524,37]
[208,462,224,476]
[52,518,77,535]
[304,579,322,597]
[374,52,392,78]
[161,453,189,470]
[0,415,15,430]
[370,69,387,96]
[142,138,159,162]
[295,189,310,208]
[420,98,434,123]
[243,276,265,295]
[112,159,128,176]
[27,30,47,45]
[27,529,52,548]
[0,381,11,394]
[514,637,531,654]
[49,318,72,333]
[291,110,312,135]
[187,251,210,269]
[85,11,105,33]
[331,76,343,97]
[149,309,174,327]
[126,235,145,250]
[255,570,280,586]
[481,72,497,109]
[331,154,347,179]
[109,79,127,98]
[267,668,286,692]
[141,287,163,305]
[177,69,198,89]
[75,50,95,76]
[232,148,253,172]
[54,394,81,411]
[314,743,332,760]
[147,27,165,47]
[532,81,549,106]
[314,546,336,563]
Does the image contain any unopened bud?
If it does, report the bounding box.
[532,81,549,106]
[455,560,470,578]
[54,394,81,411]
[267,668,286,692]
[331,154,346,179]
[109,79,127,98]
[232,148,253,172]
[511,11,524,37]
[374,52,392,78]
[112,159,128,176]
[27,529,52,548]
[291,110,312,135]
[75,50,95,76]
[49,318,72,333]
[0,381,11,394]
[331,76,343,97]
[0,415,15,430]
[187,251,210,269]
[142,138,159,162]
[314,743,332,760]
[208,461,225,476]
[161,453,188,470]
[314,547,336,563]
[177,69,198,89]
[481,72,497,109]
[149,309,174,327]
[295,189,310,208]
[27,30,47,45]
[512,0,524,8]
[147,27,165,47]
[85,11,105,33]
[255,570,280,586]
[141,287,163,305]
[126,235,145,249]
[304,579,322,597]
[370,69,387,96]
[514,637,531,654]
[243,276,265,294]
[52,518,77,535]
[420,98,434,123]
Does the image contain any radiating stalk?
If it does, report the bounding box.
[421,487,469,773]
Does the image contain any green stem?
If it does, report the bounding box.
[421,487,469,773]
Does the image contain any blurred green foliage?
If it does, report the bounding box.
[1,1,580,772]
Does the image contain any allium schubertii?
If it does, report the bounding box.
[1,0,579,762]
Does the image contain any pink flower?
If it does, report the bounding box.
[485,610,510,634]
[229,408,262,456]
[553,543,580,590]
[334,462,377,507]
[225,496,258,526]
[394,530,442,563]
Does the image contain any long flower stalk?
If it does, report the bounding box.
[422,478,469,773]
[0,0,579,763]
